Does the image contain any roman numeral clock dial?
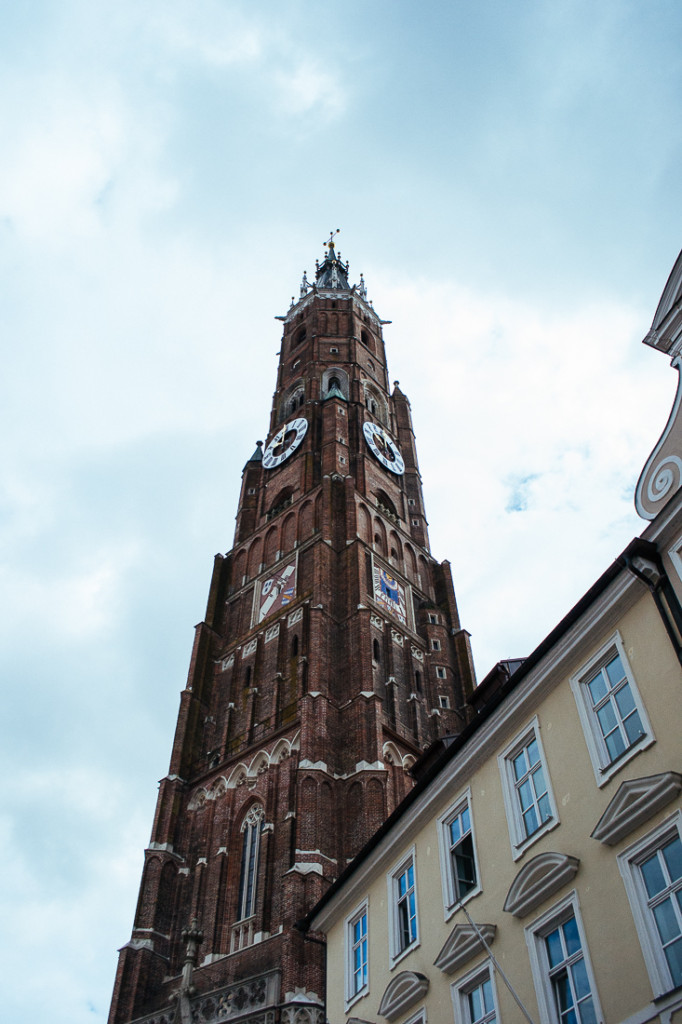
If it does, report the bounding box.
[262,417,308,469]
[363,421,405,475]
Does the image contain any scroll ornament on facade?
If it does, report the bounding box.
[635,249,682,520]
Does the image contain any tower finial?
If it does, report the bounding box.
[324,228,340,255]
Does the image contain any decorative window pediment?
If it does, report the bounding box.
[378,971,429,1022]
[591,771,682,846]
[503,852,580,918]
[433,922,496,975]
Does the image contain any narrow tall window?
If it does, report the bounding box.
[237,805,264,921]
[585,651,644,761]
[466,975,496,1024]
[512,735,551,839]
[346,902,369,1004]
[527,896,602,1024]
[499,719,558,858]
[385,847,417,958]
[544,915,596,1023]
[453,962,498,1024]
[571,635,653,785]
[619,814,682,995]
[639,834,682,986]
[388,854,418,960]
[448,804,476,901]
[438,792,480,912]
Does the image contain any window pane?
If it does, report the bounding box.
[596,701,617,735]
[605,653,625,686]
[665,936,682,986]
[572,957,591,999]
[578,996,597,1024]
[455,834,476,895]
[519,778,534,811]
[523,805,539,836]
[482,976,494,1011]
[538,792,552,823]
[513,750,527,781]
[531,764,547,800]
[546,926,563,967]
[587,672,607,705]
[623,709,644,745]
[614,683,635,718]
[641,852,667,898]
[408,890,416,927]
[604,728,626,762]
[563,915,581,957]
[555,972,574,1012]
[663,836,682,883]
[527,737,540,767]
[399,899,410,945]
[468,986,483,1020]
[653,898,680,945]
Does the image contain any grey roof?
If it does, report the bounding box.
[315,241,351,290]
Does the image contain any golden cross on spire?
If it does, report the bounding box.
[324,228,340,252]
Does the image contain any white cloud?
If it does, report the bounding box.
[372,270,670,669]
[273,59,348,121]
[144,0,264,68]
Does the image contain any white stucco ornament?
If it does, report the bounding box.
[635,250,682,520]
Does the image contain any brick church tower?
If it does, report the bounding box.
[108,236,477,1024]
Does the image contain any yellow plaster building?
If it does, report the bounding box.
[301,250,682,1024]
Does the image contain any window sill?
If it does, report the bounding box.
[512,816,560,862]
[444,884,482,922]
[390,939,420,970]
[596,734,656,788]
[345,986,370,1013]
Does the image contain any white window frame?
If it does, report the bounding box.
[525,891,603,1024]
[570,630,654,786]
[618,810,682,997]
[345,898,369,1008]
[436,666,447,679]
[387,847,419,965]
[499,716,558,860]
[451,960,499,1024]
[431,638,441,651]
[437,788,481,919]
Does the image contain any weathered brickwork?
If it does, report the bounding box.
[109,243,476,1024]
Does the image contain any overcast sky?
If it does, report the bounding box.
[2,2,681,1021]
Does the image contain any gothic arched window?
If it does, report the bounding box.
[237,804,264,921]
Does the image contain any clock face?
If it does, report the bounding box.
[263,418,308,469]
[363,421,405,475]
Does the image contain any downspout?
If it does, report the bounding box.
[619,540,682,669]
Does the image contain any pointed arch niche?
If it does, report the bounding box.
[363,380,388,425]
